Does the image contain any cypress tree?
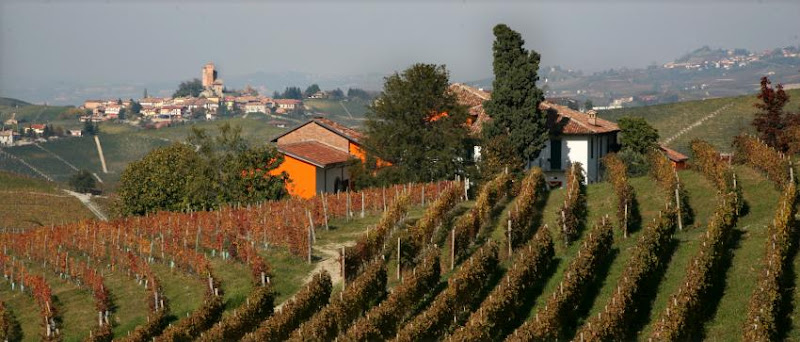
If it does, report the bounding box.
[482,24,548,173]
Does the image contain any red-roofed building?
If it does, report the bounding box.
[659,145,689,170]
[452,83,620,186]
[270,117,369,198]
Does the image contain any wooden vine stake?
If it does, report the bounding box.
[675,186,683,231]
[307,225,312,264]
[624,203,629,238]
[450,228,455,270]
[361,192,365,218]
[322,193,329,230]
[397,237,401,280]
[307,209,316,243]
[341,246,346,290]
[507,219,512,257]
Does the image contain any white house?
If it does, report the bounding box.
[244,102,268,114]
[0,130,14,146]
[450,83,620,187]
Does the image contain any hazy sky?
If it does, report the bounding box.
[1,0,799,91]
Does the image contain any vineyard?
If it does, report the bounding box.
[3,138,800,341]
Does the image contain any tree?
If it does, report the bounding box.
[481,24,548,173]
[173,78,203,98]
[584,99,593,111]
[68,170,97,193]
[128,99,142,116]
[363,63,470,183]
[117,124,289,215]
[330,88,345,99]
[304,84,321,97]
[117,143,203,215]
[347,88,372,100]
[83,120,98,135]
[617,116,659,155]
[752,76,794,151]
[276,87,303,100]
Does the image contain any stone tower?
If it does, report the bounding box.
[202,63,217,88]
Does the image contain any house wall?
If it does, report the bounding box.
[319,165,349,194]
[527,133,617,186]
[277,123,349,152]
[270,155,317,199]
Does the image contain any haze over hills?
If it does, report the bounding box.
[5,45,799,108]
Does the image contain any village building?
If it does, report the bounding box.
[104,104,122,119]
[83,100,104,111]
[244,102,268,114]
[274,99,302,112]
[450,83,621,186]
[270,118,367,198]
[0,130,14,146]
[25,124,46,135]
[159,105,185,117]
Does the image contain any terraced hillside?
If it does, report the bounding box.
[1,140,799,342]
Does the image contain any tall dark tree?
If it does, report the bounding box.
[173,78,203,98]
[363,63,470,183]
[752,76,792,151]
[69,170,97,193]
[304,84,321,97]
[481,24,548,173]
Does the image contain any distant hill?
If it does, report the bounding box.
[600,88,800,154]
[0,97,31,107]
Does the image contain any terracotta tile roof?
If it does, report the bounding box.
[659,144,689,162]
[274,99,302,105]
[540,102,620,135]
[449,83,490,134]
[278,141,352,167]
[451,83,619,135]
[312,117,364,142]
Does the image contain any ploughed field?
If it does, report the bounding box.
[1,138,798,342]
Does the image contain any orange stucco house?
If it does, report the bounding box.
[270,118,368,199]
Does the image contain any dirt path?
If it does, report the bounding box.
[63,189,108,221]
[275,239,357,310]
[662,103,734,145]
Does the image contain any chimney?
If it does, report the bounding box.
[587,110,598,126]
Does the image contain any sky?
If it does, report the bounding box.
[1,0,799,92]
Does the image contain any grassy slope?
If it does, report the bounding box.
[304,98,370,128]
[601,89,800,154]
[0,171,93,229]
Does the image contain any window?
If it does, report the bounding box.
[590,137,594,159]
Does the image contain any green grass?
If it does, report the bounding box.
[0,283,41,342]
[304,98,370,128]
[601,89,800,154]
[104,271,150,338]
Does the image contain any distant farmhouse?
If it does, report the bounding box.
[451,83,620,186]
[270,118,369,199]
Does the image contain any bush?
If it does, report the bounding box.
[68,169,96,193]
